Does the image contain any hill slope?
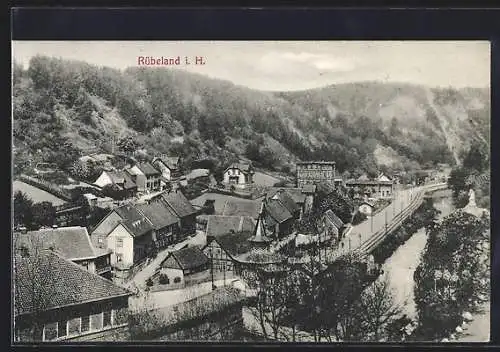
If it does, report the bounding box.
[12,56,490,178]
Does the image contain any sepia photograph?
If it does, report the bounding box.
[11,40,491,343]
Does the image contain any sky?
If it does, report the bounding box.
[12,41,490,91]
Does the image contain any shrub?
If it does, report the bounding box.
[159,274,169,285]
[146,278,154,287]
[174,277,181,284]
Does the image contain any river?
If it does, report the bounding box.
[381,190,455,320]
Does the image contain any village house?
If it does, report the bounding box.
[267,185,316,216]
[14,249,132,342]
[296,161,337,188]
[345,173,394,199]
[223,162,255,188]
[322,209,346,243]
[151,155,182,180]
[154,190,198,236]
[262,191,301,239]
[15,226,112,279]
[203,230,255,276]
[93,169,137,198]
[90,201,181,269]
[205,215,256,242]
[126,162,162,193]
[157,246,210,287]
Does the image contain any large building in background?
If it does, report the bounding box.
[296,161,337,188]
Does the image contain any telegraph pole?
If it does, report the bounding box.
[223,259,226,287]
[385,209,388,233]
[210,248,216,291]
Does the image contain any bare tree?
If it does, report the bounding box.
[357,275,403,342]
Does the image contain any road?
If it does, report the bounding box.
[129,279,239,311]
[345,186,416,252]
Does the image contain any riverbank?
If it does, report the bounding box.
[382,192,455,330]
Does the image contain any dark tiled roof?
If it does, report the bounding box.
[324,209,344,229]
[136,201,179,230]
[14,250,131,316]
[265,199,293,224]
[222,198,261,219]
[225,163,253,174]
[115,204,145,222]
[137,162,161,176]
[205,215,256,238]
[164,246,208,270]
[270,191,300,214]
[106,170,137,190]
[215,231,255,258]
[121,217,154,237]
[268,188,306,204]
[160,191,197,218]
[16,227,96,260]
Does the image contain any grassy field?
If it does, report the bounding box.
[253,171,282,186]
[13,180,68,206]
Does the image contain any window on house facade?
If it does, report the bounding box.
[90,313,103,331]
[103,310,112,328]
[68,317,80,336]
[81,315,90,332]
[116,238,123,248]
[44,322,58,341]
[57,319,67,338]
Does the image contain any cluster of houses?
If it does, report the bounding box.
[93,155,182,196]
[90,190,197,270]
[13,156,401,342]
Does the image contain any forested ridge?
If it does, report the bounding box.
[12,56,490,177]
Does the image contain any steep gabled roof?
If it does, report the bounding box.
[214,231,255,258]
[162,246,209,270]
[136,162,161,176]
[271,190,300,214]
[205,215,256,239]
[115,204,145,222]
[265,199,293,224]
[107,170,137,189]
[268,187,307,204]
[14,250,131,317]
[324,209,344,229]
[15,227,97,261]
[136,201,179,230]
[224,163,253,174]
[160,191,197,218]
